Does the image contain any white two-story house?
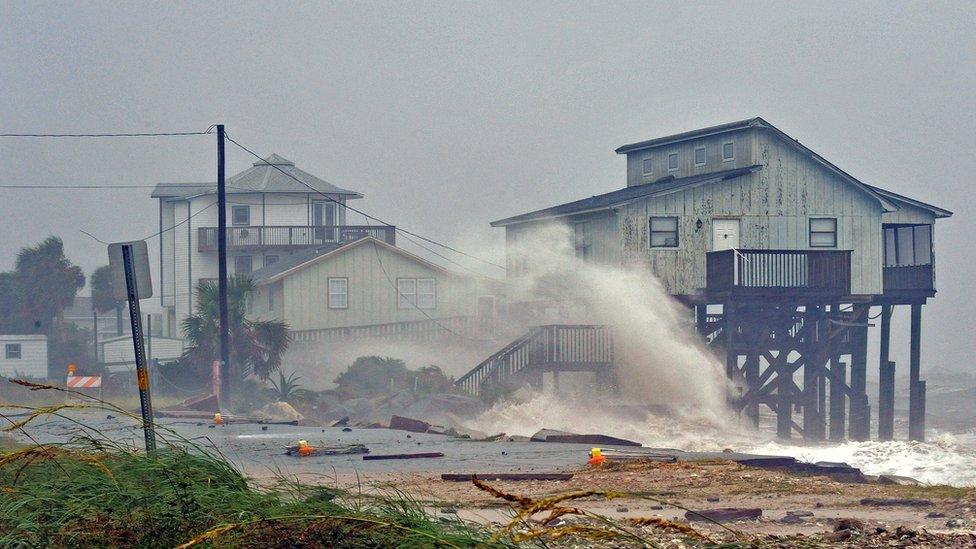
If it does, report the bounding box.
[152,154,394,337]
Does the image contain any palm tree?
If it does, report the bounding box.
[90,265,124,335]
[181,276,291,383]
[5,237,85,334]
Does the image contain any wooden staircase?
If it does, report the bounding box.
[455,325,614,398]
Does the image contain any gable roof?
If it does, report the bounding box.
[250,236,456,285]
[151,154,363,199]
[866,185,953,218]
[615,117,898,213]
[491,165,762,226]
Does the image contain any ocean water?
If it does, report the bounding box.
[465,392,976,488]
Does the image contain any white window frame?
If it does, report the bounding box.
[722,140,734,162]
[397,278,417,309]
[641,157,653,175]
[668,153,679,172]
[5,343,21,359]
[809,218,838,248]
[649,216,679,249]
[231,205,250,226]
[328,277,348,309]
[417,278,436,309]
[694,146,706,167]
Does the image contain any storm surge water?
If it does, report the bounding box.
[465,223,976,488]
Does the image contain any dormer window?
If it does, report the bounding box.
[722,141,734,161]
[694,147,706,167]
[642,157,653,175]
[668,153,678,171]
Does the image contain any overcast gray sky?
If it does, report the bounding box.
[1,2,973,373]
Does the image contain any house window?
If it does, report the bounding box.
[574,221,591,260]
[641,157,653,175]
[328,278,348,309]
[668,153,678,171]
[417,278,436,309]
[265,255,279,266]
[398,278,436,309]
[694,146,706,166]
[722,141,734,161]
[884,224,932,266]
[232,205,250,226]
[649,216,679,248]
[234,255,253,274]
[809,218,838,248]
[5,343,21,359]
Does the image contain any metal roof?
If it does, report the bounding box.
[614,117,900,213]
[490,165,762,226]
[151,154,363,199]
[866,185,953,218]
[250,236,455,285]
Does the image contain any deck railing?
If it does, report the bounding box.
[455,325,613,398]
[198,225,395,252]
[883,264,934,293]
[707,249,851,296]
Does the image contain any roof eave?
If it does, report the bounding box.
[614,117,766,154]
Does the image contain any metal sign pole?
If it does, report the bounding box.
[122,244,157,452]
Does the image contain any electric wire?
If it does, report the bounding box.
[223,132,506,271]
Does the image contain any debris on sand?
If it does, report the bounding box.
[257,401,304,423]
[363,452,444,461]
[529,428,641,447]
[440,473,573,482]
[284,443,368,457]
[685,507,762,522]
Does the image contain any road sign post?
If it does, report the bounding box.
[109,241,156,452]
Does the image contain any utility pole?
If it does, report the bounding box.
[217,124,231,407]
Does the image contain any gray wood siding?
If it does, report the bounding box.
[614,130,884,295]
[626,128,755,187]
[882,202,936,225]
[253,242,482,331]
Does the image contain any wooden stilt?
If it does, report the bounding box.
[829,360,847,441]
[909,302,925,441]
[848,304,870,441]
[878,305,894,441]
[803,306,825,440]
[777,354,793,440]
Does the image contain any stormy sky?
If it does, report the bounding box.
[1,2,974,374]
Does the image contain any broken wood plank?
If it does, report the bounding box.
[389,415,432,434]
[685,508,762,522]
[544,434,642,447]
[284,444,369,457]
[362,452,444,461]
[440,473,573,482]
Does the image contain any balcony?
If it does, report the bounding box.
[883,264,934,296]
[706,249,852,299]
[198,225,396,252]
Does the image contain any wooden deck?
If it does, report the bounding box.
[706,249,852,300]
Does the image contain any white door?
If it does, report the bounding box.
[712,219,740,251]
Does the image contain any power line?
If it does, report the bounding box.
[222,132,506,271]
[0,184,161,189]
[0,129,214,138]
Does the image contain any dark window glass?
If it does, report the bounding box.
[884,228,897,266]
[232,205,250,225]
[235,255,252,274]
[694,147,706,166]
[897,226,915,264]
[265,255,279,266]
[650,217,679,247]
[5,343,21,359]
[913,225,932,265]
[668,153,678,170]
[642,157,652,174]
[722,142,734,160]
[809,218,837,248]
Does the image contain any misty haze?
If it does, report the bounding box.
[1,3,975,548]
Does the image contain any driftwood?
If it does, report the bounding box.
[440,473,573,482]
[363,452,444,461]
[685,508,762,522]
[284,443,369,457]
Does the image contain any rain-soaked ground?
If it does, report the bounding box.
[1,408,620,478]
